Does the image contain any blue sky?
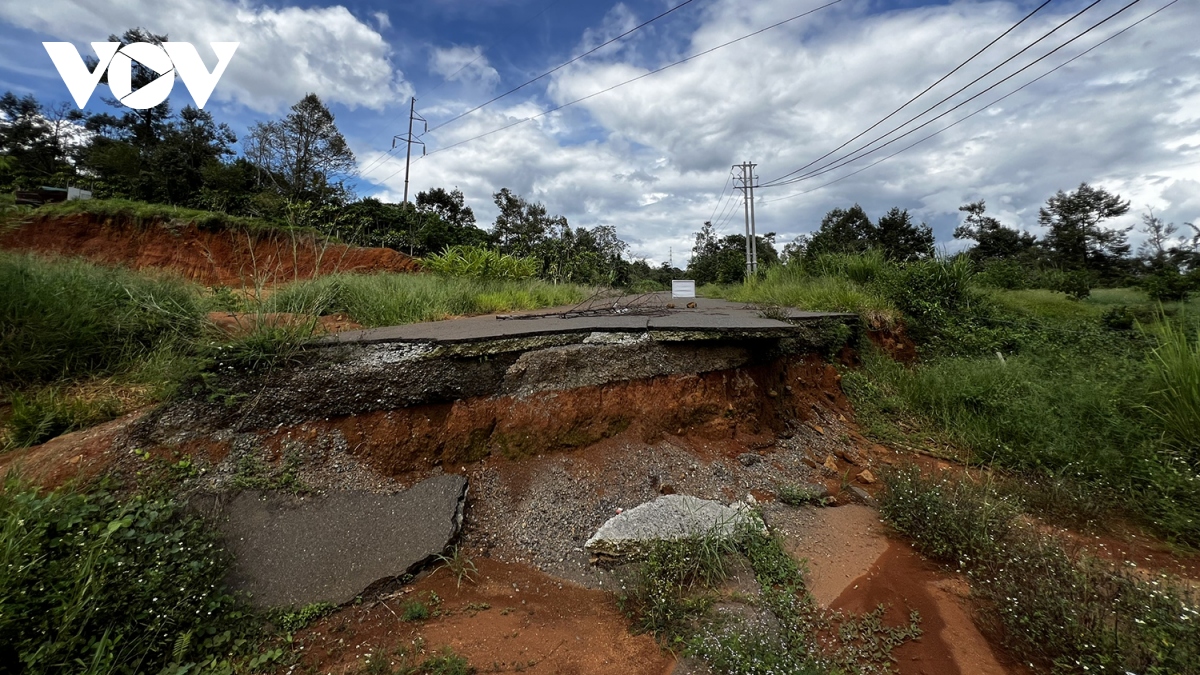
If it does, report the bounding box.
[2,0,1198,264]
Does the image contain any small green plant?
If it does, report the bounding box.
[274,601,336,633]
[435,546,479,588]
[777,484,830,507]
[231,452,304,492]
[401,599,431,622]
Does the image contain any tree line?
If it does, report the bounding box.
[0,28,688,288]
[687,185,1199,300]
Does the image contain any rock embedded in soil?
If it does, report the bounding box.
[584,494,759,562]
[200,474,467,608]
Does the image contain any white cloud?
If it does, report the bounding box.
[429,45,499,89]
[2,0,410,112]
[369,0,1200,264]
[372,11,391,31]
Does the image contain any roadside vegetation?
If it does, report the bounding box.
[619,524,921,675]
[689,186,1200,672]
[879,468,1199,673]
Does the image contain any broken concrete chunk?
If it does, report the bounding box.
[205,475,467,608]
[585,494,759,562]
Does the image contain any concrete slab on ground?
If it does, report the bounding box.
[317,293,854,346]
[200,475,467,608]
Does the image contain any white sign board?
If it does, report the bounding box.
[671,280,696,298]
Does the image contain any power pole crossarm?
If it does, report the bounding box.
[733,160,758,279]
[392,96,427,204]
[392,96,427,256]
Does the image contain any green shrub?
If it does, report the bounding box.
[1143,270,1193,303]
[878,467,1019,565]
[0,480,254,674]
[423,245,539,280]
[877,256,975,335]
[0,252,202,387]
[974,258,1029,290]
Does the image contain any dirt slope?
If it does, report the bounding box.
[0,213,420,285]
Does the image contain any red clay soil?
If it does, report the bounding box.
[294,558,674,675]
[0,412,141,489]
[0,214,420,286]
[261,355,850,477]
[831,540,1031,675]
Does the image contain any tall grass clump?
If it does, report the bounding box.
[707,257,897,320]
[880,468,1200,673]
[1144,318,1200,458]
[0,478,257,674]
[0,251,203,387]
[423,244,540,280]
[268,272,589,327]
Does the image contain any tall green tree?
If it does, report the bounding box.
[1038,183,1131,276]
[875,207,934,261]
[491,188,563,256]
[244,93,355,204]
[954,200,1038,261]
[806,204,876,256]
[0,93,81,188]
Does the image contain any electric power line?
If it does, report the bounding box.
[357,0,568,181]
[414,0,846,164]
[707,170,733,223]
[762,0,1143,189]
[425,0,704,135]
[761,0,1057,186]
[762,0,1179,205]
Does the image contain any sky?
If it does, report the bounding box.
[1,0,1198,265]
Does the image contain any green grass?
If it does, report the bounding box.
[703,268,897,321]
[1145,319,1200,458]
[880,468,1200,673]
[0,251,203,388]
[268,272,591,327]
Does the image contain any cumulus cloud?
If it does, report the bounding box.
[2,0,410,112]
[429,45,499,88]
[380,0,1200,263]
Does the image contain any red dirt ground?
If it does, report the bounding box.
[831,540,1031,675]
[294,558,674,675]
[0,213,420,286]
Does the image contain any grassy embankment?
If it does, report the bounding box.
[701,251,1200,673]
[1,244,588,450]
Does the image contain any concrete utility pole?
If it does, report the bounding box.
[392,97,427,255]
[733,161,759,278]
